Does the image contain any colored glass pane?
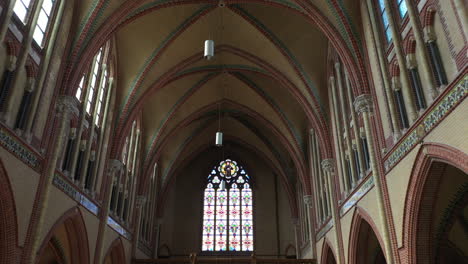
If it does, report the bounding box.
[202,159,253,252]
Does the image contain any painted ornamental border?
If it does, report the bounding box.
[52,172,132,240]
[384,73,468,172]
[316,219,334,241]
[339,176,374,216]
[0,126,42,171]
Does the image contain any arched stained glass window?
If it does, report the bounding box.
[202,159,253,252]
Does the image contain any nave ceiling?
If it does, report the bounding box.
[66,0,365,207]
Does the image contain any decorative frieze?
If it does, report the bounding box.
[340,176,374,216]
[108,216,132,240]
[316,218,334,241]
[53,173,99,215]
[0,126,41,170]
[384,75,467,171]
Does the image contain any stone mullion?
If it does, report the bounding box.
[313,133,326,221]
[404,0,438,101]
[24,0,66,139]
[92,79,114,194]
[344,75,367,177]
[118,125,136,220]
[94,159,123,264]
[78,64,107,188]
[132,196,146,258]
[335,63,358,186]
[0,0,17,42]
[364,0,401,139]
[321,159,343,264]
[330,77,350,193]
[383,0,418,123]
[2,0,45,125]
[148,164,158,244]
[69,58,98,179]
[308,130,322,225]
[354,94,395,264]
[127,130,141,224]
[303,195,316,258]
[21,96,78,264]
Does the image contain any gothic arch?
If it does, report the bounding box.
[403,143,468,264]
[36,207,90,264]
[348,207,387,264]
[104,238,126,264]
[321,239,337,264]
[0,159,18,264]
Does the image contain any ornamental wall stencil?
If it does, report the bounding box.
[384,75,467,171]
[0,127,41,170]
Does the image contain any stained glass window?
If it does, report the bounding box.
[202,159,254,252]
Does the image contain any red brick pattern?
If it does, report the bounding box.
[0,160,18,264]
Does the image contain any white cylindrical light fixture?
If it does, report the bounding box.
[215,131,223,147]
[204,40,214,60]
[220,180,226,191]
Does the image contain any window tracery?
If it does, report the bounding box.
[202,159,253,252]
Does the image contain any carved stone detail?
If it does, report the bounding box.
[321,159,334,172]
[354,94,374,114]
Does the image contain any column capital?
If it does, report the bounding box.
[136,196,146,208]
[291,218,299,226]
[424,25,437,42]
[354,94,374,114]
[108,159,124,173]
[303,195,314,207]
[55,95,79,117]
[321,159,334,172]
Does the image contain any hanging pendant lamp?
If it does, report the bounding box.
[204,40,214,60]
[215,131,223,147]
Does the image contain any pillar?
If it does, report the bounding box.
[2,0,45,125]
[321,159,343,264]
[363,0,401,139]
[354,94,395,264]
[94,159,124,264]
[383,0,418,123]
[0,0,17,42]
[132,196,146,258]
[22,96,78,264]
[330,77,349,192]
[403,0,438,101]
[303,195,316,258]
[292,218,301,258]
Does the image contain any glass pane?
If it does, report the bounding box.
[386,29,393,42]
[37,10,49,29]
[378,0,385,11]
[398,1,408,18]
[13,4,28,23]
[33,29,44,46]
[241,187,253,251]
[229,188,241,251]
[202,187,215,251]
[382,12,389,28]
[42,0,53,15]
[86,102,91,114]
[75,88,82,101]
[215,190,228,251]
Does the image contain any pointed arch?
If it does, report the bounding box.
[348,207,387,264]
[36,206,90,264]
[321,239,337,264]
[0,159,18,264]
[104,237,126,264]
[402,143,468,264]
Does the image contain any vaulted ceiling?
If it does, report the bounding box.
[67,0,364,211]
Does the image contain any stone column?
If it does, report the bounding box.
[383,0,418,123]
[292,218,301,258]
[303,195,316,258]
[153,218,163,258]
[2,0,45,125]
[22,96,78,264]
[24,0,66,139]
[0,0,17,42]
[309,130,323,224]
[132,196,146,258]
[94,159,124,264]
[335,63,358,186]
[403,0,438,101]
[363,0,401,139]
[321,159,343,264]
[330,77,349,192]
[354,94,395,264]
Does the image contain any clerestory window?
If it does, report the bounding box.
[202,159,254,252]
